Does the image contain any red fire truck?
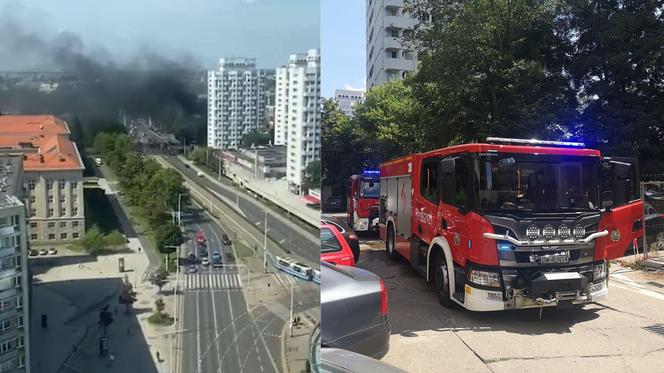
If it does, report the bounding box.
[378,137,643,311]
[348,170,381,231]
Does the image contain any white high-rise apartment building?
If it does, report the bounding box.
[0,156,31,373]
[207,58,268,150]
[334,89,365,117]
[274,49,321,194]
[366,0,418,89]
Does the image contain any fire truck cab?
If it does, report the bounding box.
[348,170,381,232]
[378,137,643,311]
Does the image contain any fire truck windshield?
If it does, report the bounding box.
[477,153,599,214]
[360,180,380,198]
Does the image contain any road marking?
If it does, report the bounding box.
[279,239,286,244]
[196,285,202,373]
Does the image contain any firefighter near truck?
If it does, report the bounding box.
[348,170,381,232]
[378,137,644,312]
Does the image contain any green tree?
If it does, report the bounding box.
[105,230,126,247]
[156,223,183,270]
[79,225,107,254]
[566,0,664,172]
[241,130,271,147]
[303,160,321,192]
[150,266,169,293]
[321,99,373,189]
[155,298,166,314]
[188,147,209,166]
[119,275,137,313]
[404,0,576,144]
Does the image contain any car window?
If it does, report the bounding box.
[321,227,342,253]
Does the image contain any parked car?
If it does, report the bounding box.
[222,233,232,245]
[197,171,204,177]
[325,196,344,212]
[38,249,48,256]
[48,248,57,255]
[187,252,197,264]
[201,257,210,266]
[187,265,197,274]
[321,224,355,267]
[321,216,360,263]
[321,261,390,359]
[28,250,38,257]
[320,348,406,373]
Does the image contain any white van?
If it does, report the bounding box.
[95,158,103,166]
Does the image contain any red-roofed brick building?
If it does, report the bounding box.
[0,115,85,248]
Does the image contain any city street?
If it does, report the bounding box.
[160,153,319,265]
[356,240,664,373]
[176,209,282,373]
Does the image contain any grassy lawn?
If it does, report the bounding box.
[233,240,256,259]
[84,188,122,233]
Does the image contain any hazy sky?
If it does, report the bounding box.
[0,0,319,70]
[321,0,365,97]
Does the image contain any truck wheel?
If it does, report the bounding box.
[386,224,399,260]
[434,250,454,308]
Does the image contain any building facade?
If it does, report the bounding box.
[273,49,321,194]
[366,0,418,88]
[207,58,270,150]
[334,89,365,117]
[0,155,30,373]
[0,116,85,250]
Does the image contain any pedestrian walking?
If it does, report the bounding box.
[156,350,160,362]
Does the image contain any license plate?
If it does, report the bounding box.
[531,251,570,264]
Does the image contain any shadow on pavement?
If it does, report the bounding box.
[31,277,159,373]
[357,249,602,338]
[29,254,98,276]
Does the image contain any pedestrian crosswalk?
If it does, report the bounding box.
[273,273,298,287]
[181,272,242,291]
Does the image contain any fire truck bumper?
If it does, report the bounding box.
[463,285,506,311]
[462,281,608,311]
[353,218,370,231]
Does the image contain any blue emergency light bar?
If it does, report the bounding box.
[486,137,585,148]
[362,169,380,177]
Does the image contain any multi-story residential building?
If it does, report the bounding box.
[273,49,321,194]
[0,155,30,372]
[334,89,365,117]
[0,116,85,249]
[366,0,418,88]
[207,58,270,149]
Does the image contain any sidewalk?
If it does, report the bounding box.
[31,238,174,372]
[179,155,319,227]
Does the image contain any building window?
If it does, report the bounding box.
[72,208,78,216]
[30,209,36,217]
[29,222,37,229]
[0,340,11,353]
[47,180,53,190]
[60,233,67,240]
[48,209,54,217]
[73,233,79,239]
[16,295,21,308]
[60,222,67,228]
[47,222,55,228]
[18,353,25,368]
[71,182,78,190]
[48,195,54,204]
[30,196,35,204]
[59,196,65,203]
[0,299,11,311]
[48,233,55,240]
[59,179,66,189]
[27,180,35,190]
[0,320,10,333]
[17,336,24,348]
[30,234,37,240]
[72,221,79,227]
[16,315,22,328]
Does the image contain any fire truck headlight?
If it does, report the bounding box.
[467,268,501,288]
[593,261,607,281]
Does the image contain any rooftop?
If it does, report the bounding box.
[0,155,23,209]
[0,115,84,171]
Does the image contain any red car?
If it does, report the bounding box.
[321,224,355,267]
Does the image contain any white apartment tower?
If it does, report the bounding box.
[334,89,365,117]
[274,49,321,194]
[207,58,268,149]
[366,0,418,88]
[0,156,31,373]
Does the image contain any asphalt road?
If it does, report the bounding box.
[162,154,319,264]
[178,209,282,373]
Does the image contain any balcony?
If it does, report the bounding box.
[384,15,417,30]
